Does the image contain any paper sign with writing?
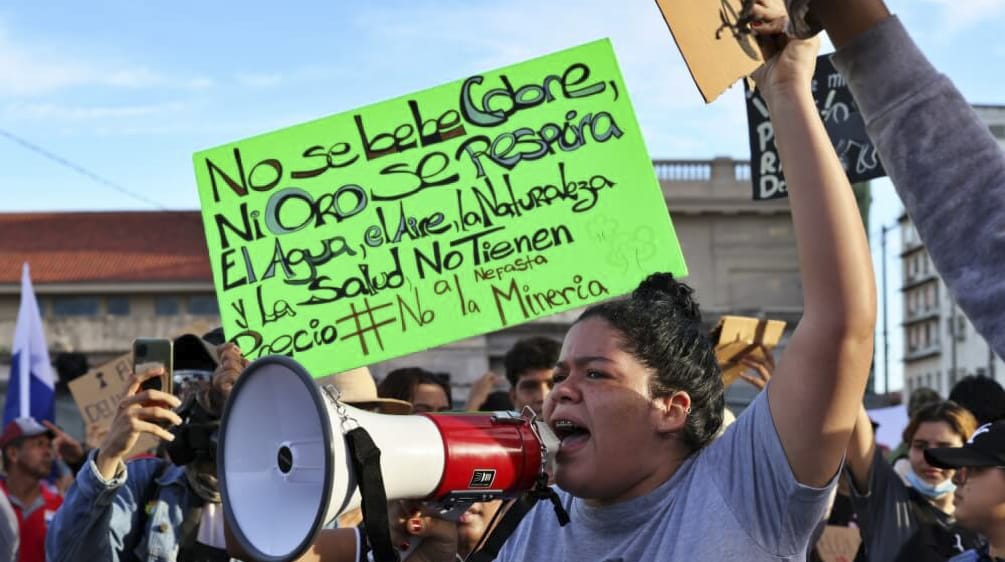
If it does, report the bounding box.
[655,0,764,103]
[68,352,158,453]
[192,39,686,378]
[712,315,786,387]
[745,53,886,200]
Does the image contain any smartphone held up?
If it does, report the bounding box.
[132,337,174,396]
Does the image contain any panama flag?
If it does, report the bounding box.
[2,263,54,425]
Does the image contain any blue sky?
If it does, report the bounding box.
[3,0,1004,391]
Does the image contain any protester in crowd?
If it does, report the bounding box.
[464,336,561,414]
[845,400,979,561]
[378,368,452,413]
[47,333,248,562]
[503,337,561,416]
[950,376,1005,427]
[0,417,80,562]
[789,0,1005,359]
[889,387,943,462]
[393,11,877,559]
[924,420,1005,562]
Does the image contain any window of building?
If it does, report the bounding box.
[924,323,931,348]
[53,297,100,316]
[155,296,180,316]
[991,124,1005,139]
[106,296,130,316]
[187,296,220,315]
[903,224,919,247]
[957,317,967,341]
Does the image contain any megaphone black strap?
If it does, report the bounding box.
[467,481,570,562]
[345,427,400,562]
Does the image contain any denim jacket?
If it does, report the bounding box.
[46,450,199,562]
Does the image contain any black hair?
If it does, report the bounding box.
[576,273,724,451]
[503,336,562,387]
[907,387,942,419]
[378,367,453,406]
[949,375,1005,425]
[479,391,516,412]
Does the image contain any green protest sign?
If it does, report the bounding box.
[192,38,687,376]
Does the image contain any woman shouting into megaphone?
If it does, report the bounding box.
[298,3,877,560]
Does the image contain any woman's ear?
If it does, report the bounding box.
[653,391,692,434]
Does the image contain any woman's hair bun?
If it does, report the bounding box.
[632,273,701,321]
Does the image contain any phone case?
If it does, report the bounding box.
[133,338,174,395]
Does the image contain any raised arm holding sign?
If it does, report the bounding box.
[388,5,875,561]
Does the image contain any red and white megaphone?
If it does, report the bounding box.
[218,355,559,562]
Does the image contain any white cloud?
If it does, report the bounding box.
[235,72,283,88]
[0,26,212,96]
[6,100,187,120]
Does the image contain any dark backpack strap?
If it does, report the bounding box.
[345,427,400,562]
[467,478,569,562]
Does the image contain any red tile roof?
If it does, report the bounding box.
[0,212,212,284]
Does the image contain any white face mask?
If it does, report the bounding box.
[906,467,956,498]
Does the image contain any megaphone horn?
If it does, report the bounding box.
[219,355,558,562]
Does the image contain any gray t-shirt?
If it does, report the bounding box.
[498,391,835,561]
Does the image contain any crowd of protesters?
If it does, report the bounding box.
[5,0,1005,560]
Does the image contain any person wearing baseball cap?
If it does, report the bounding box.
[926,422,1005,562]
[0,417,60,562]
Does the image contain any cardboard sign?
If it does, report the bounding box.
[192,39,687,377]
[745,53,886,200]
[815,525,862,562]
[68,352,159,454]
[712,315,786,386]
[67,321,214,453]
[655,0,764,103]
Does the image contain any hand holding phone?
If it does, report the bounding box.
[94,339,182,480]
